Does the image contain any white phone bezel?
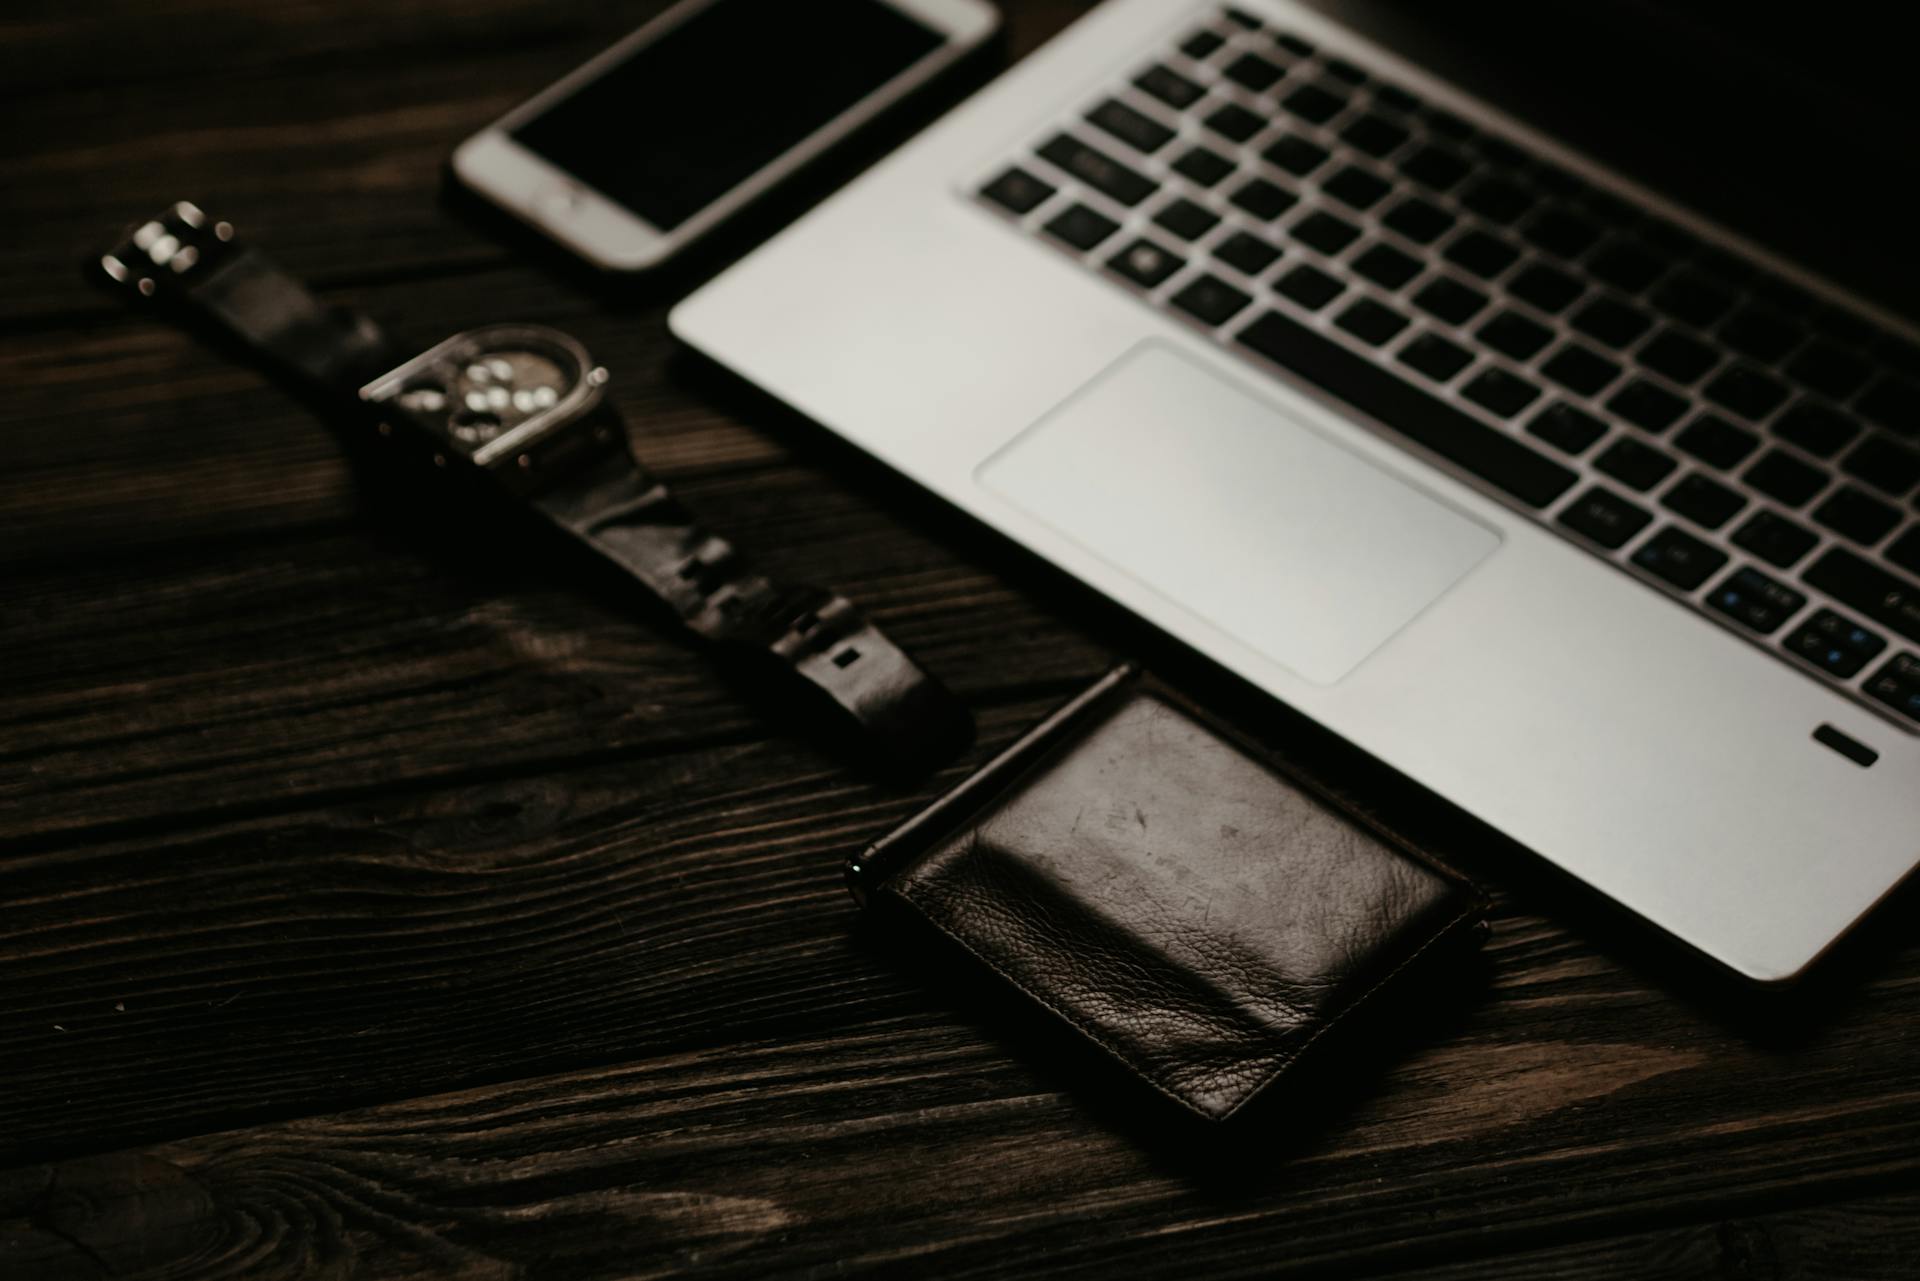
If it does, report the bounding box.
[450,0,1000,272]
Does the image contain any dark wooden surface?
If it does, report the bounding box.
[5,2,1919,1277]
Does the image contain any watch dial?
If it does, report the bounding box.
[363,324,601,464]
[436,349,573,448]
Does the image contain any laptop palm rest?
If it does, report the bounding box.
[977,343,1501,685]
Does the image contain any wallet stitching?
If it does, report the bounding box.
[888,866,1483,1124]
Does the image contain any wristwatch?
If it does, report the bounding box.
[95,201,971,771]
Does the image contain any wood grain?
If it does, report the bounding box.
[4,1004,1920,1280]
[5,0,1920,1276]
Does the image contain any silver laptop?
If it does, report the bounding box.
[671,0,1920,983]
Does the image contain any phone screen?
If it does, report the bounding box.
[511,0,944,233]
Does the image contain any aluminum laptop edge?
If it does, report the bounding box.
[670,0,1920,983]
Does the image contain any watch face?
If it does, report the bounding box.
[359,325,607,467]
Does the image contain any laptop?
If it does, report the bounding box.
[670,0,1920,983]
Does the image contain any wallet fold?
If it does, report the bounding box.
[849,665,1487,1122]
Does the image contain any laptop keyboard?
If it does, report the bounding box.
[972,4,1920,731]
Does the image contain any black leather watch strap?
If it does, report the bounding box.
[97,201,393,393]
[531,448,970,765]
[95,202,971,771]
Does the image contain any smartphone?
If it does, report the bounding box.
[452,0,1000,272]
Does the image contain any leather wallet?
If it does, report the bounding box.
[847,665,1488,1123]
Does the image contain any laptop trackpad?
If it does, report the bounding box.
[978,343,1500,685]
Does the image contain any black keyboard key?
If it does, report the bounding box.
[1203,102,1265,143]
[1382,196,1455,245]
[1324,57,1368,85]
[1520,207,1602,259]
[1632,525,1728,590]
[1422,107,1476,141]
[1595,437,1678,491]
[1223,7,1263,30]
[1274,32,1316,58]
[1842,436,1920,496]
[1224,51,1287,93]
[1751,275,1815,315]
[1088,98,1177,155]
[1528,402,1608,455]
[1263,133,1329,176]
[1400,144,1471,192]
[1234,310,1577,507]
[1154,197,1221,242]
[1719,306,1806,363]
[1586,238,1669,295]
[1694,245,1758,286]
[1136,63,1206,110]
[1812,303,1880,349]
[1479,310,1554,361]
[1180,29,1226,60]
[1650,269,1737,328]
[1673,413,1761,468]
[1804,549,1920,644]
[1785,342,1872,401]
[1411,276,1489,326]
[1282,83,1348,124]
[1038,134,1159,207]
[1707,566,1807,634]
[1559,486,1653,549]
[1459,177,1534,225]
[1275,262,1345,311]
[1572,183,1631,223]
[1170,273,1253,327]
[1733,510,1819,569]
[1702,364,1790,421]
[1662,472,1747,530]
[1172,144,1236,189]
[1042,202,1120,252]
[1334,297,1411,346]
[1325,164,1393,211]
[1341,113,1411,158]
[1639,217,1701,257]
[1606,379,1690,434]
[1397,331,1475,382]
[1785,609,1887,680]
[1462,367,1542,418]
[1570,296,1654,349]
[1215,230,1282,277]
[1292,209,1362,256]
[1875,334,1920,377]
[1507,261,1585,315]
[1743,449,1828,507]
[1106,238,1185,289]
[1814,485,1903,545]
[1372,82,1421,113]
[1636,328,1719,386]
[1540,343,1622,396]
[1351,241,1422,290]
[1857,376,1920,437]
[1890,527,1920,578]
[981,166,1056,215]
[1442,228,1521,279]
[1773,401,1862,458]
[1230,176,1299,222]
[1252,184,1335,237]
[1470,133,1530,169]
[1866,653,1920,722]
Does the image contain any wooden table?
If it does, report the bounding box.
[5,3,1919,1277]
